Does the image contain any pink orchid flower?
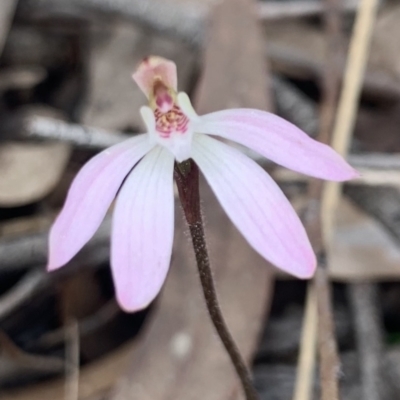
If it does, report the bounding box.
[48,56,357,312]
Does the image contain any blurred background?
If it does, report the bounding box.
[0,0,399,399]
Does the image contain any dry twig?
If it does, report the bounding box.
[292,284,318,400]
[64,320,80,400]
[293,0,343,399]
[27,116,127,149]
[322,0,380,239]
[349,283,388,400]
[318,0,380,399]
[0,269,49,321]
[311,1,343,398]
[314,259,341,400]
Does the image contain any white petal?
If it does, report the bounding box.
[191,134,316,278]
[195,109,357,181]
[48,134,153,270]
[111,146,175,312]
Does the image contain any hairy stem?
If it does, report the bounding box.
[174,160,259,400]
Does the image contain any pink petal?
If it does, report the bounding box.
[196,109,358,181]
[111,146,175,312]
[132,56,177,98]
[48,135,153,270]
[192,134,316,278]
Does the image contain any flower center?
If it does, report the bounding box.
[151,80,189,139]
[154,105,189,138]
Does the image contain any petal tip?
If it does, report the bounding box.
[289,246,317,279]
[46,264,55,272]
[46,258,64,272]
[350,168,361,180]
[116,292,152,313]
[298,266,316,280]
[295,256,317,279]
[333,167,360,182]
